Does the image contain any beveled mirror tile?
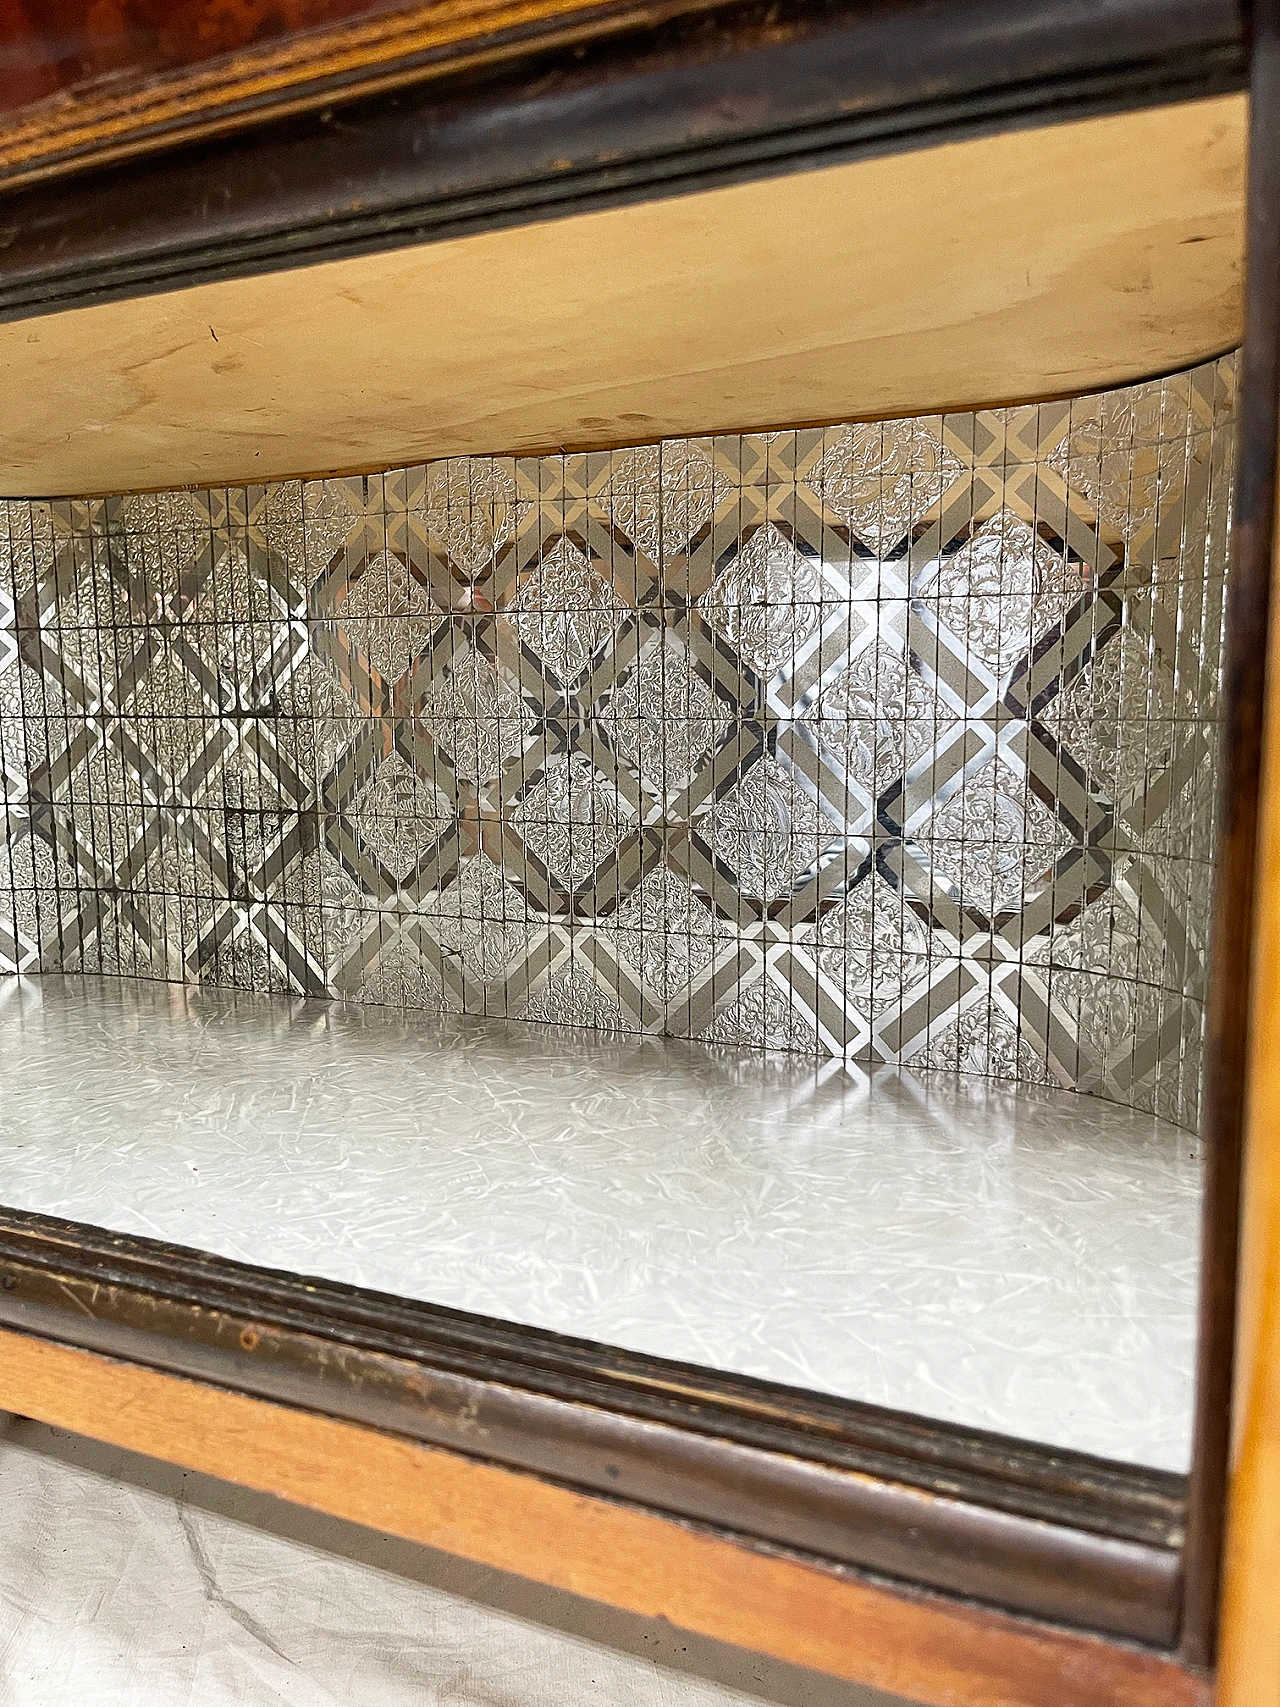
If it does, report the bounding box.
[0,356,1237,1130]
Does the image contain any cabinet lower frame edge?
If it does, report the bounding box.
[0,1328,1207,1707]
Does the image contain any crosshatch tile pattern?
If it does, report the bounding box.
[0,357,1235,1131]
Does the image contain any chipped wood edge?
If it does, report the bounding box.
[0,1326,1207,1707]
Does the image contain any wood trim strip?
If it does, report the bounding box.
[1215,0,1280,1692]
[1181,0,1280,1669]
[0,0,1247,322]
[0,1206,1182,1644]
[0,1327,1208,1707]
[1215,325,1280,1707]
[0,0,1245,196]
[0,1209,1184,1536]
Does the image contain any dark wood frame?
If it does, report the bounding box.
[0,0,1269,1692]
[0,1206,1187,1645]
[0,0,1247,320]
[1183,0,1280,1668]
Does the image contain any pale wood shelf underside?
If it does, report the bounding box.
[0,94,1245,496]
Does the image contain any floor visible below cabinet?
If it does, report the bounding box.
[0,1414,908,1707]
[0,973,1202,1468]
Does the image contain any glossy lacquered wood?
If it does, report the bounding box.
[0,0,733,186]
[0,0,409,114]
[0,0,1247,195]
[1216,437,1280,1707]
[0,1206,1186,1645]
[0,1327,1210,1707]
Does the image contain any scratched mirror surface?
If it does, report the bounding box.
[0,356,1234,1469]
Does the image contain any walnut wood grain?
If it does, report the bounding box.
[0,0,1246,194]
[0,0,412,114]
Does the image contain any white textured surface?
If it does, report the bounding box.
[0,1414,904,1707]
[0,974,1202,1467]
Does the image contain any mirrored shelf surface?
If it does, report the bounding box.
[0,973,1202,1469]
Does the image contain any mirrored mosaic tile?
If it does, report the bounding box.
[0,357,1235,1131]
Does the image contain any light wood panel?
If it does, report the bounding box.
[0,1327,1205,1707]
[0,93,1244,498]
[1216,521,1280,1705]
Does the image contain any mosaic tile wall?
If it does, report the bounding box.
[0,356,1235,1129]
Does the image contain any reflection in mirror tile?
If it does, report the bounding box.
[0,356,1234,1466]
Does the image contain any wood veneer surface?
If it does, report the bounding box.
[1216,447,1280,1707]
[0,0,414,113]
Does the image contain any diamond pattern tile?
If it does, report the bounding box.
[0,356,1235,1130]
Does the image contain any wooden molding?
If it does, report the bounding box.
[0,0,1245,195]
[1216,7,1280,1687]
[0,1326,1208,1707]
[1182,0,1280,1668]
[1216,438,1280,1707]
[0,0,729,192]
[0,1205,1185,1645]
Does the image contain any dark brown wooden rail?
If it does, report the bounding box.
[0,1205,1185,1644]
[0,0,1248,319]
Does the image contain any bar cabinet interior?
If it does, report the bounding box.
[0,3,1277,1705]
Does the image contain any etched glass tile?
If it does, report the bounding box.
[697,524,823,678]
[595,630,731,799]
[814,419,964,552]
[705,755,838,902]
[929,512,1087,674]
[810,875,933,1019]
[0,499,59,609]
[0,660,26,803]
[701,979,818,1051]
[520,959,626,1031]
[351,752,451,882]
[605,444,663,563]
[0,354,1234,1126]
[659,440,729,562]
[415,639,534,784]
[119,491,210,619]
[428,854,531,983]
[920,1003,1053,1084]
[336,551,439,681]
[512,753,632,888]
[509,535,615,681]
[923,759,1072,917]
[612,865,729,1001]
[421,457,526,577]
[289,480,363,582]
[797,641,943,793]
